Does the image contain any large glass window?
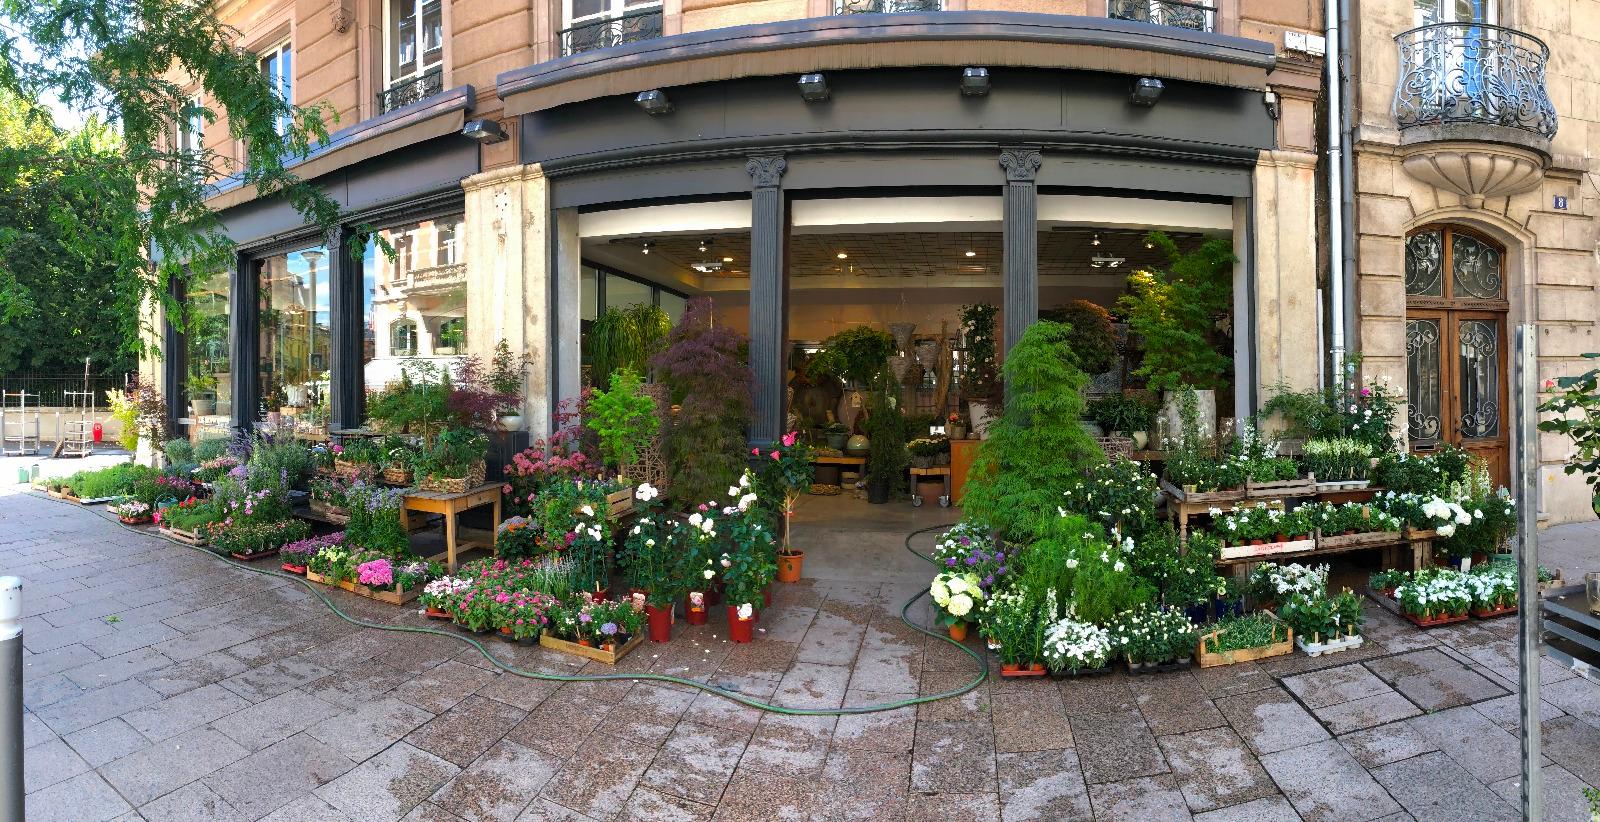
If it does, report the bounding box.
[177,94,204,158]
[259,40,292,136]
[363,213,468,394]
[256,246,331,426]
[389,0,443,84]
[184,269,232,426]
[604,276,652,311]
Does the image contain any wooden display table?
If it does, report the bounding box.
[813,455,867,468]
[403,483,502,571]
[909,465,952,506]
[949,438,980,504]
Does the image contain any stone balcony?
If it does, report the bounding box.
[1391,22,1558,207]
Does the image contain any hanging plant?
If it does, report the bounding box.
[823,326,896,386]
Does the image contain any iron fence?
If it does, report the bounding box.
[1108,0,1214,32]
[835,0,940,13]
[377,68,445,116]
[0,373,131,409]
[1393,23,1557,140]
[560,10,664,57]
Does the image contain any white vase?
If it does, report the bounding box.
[498,414,524,432]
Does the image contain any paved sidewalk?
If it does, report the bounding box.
[5,487,1600,822]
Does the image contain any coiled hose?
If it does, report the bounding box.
[50,495,984,716]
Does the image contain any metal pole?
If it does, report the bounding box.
[1514,324,1542,822]
[1324,0,1347,384]
[1,576,23,822]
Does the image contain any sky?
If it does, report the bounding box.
[2,14,92,131]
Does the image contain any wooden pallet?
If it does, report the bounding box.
[1246,476,1319,499]
[305,571,419,606]
[538,631,644,664]
[1315,530,1405,552]
[159,525,210,547]
[1218,537,1316,561]
[1197,613,1294,668]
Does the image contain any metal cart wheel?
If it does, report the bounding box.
[911,495,924,507]
[939,495,951,508]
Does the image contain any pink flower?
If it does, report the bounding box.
[752,447,761,456]
[1545,379,1557,390]
[771,451,780,460]
[1360,387,1372,397]
[781,432,796,447]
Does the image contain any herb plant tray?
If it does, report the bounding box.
[1197,613,1293,668]
[1246,476,1318,499]
[538,631,644,665]
[1471,604,1517,619]
[159,525,210,547]
[1400,611,1469,629]
[1315,530,1404,551]
[305,571,419,606]
[1219,537,1316,561]
[1295,633,1365,657]
[1160,480,1244,505]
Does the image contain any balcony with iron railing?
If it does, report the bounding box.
[378,68,445,115]
[834,0,940,14]
[1391,23,1557,205]
[1108,0,1214,32]
[560,9,664,57]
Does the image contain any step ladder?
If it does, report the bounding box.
[1,390,40,456]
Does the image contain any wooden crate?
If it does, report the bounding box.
[1315,530,1404,552]
[1197,613,1294,668]
[1160,480,1244,505]
[1245,476,1318,499]
[1219,537,1316,561]
[159,525,209,547]
[228,547,279,562]
[305,571,420,606]
[605,486,635,518]
[538,631,644,664]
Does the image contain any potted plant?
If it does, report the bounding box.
[588,303,672,391]
[650,297,754,507]
[757,433,813,583]
[824,326,896,388]
[587,366,659,485]
[489,339,528,431]
[414,428,489,493]
[946,412,966,441]
[1041,615,1113,676]
[1042,299,1118,376]
[1086,394,1157,448]
[823,421,850,451]
[187,371,217,417]
[623,484,682,640]
[862,378,908,505]
[906,436,949,469]
[930,571,985,641]
[1118,232,1235,442]
[721,480,777,641]
[959,303,1000,437]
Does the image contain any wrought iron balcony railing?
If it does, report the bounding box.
[1108,0,1214,32]
[1393,23,1557,141]
[834,0,940,14]
[560,9,664,57]
[377,68,445,115]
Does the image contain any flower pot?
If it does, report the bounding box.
[497,414,524,432]
[1029,662,1046,673]
[844,434,870,457]
[425,606,451,620]
[646,604,673,642]
[280,563,307,575]
[866,477,890,504]
[777,551,804,583]
[814,465,841,486]
[948,423,966,440]
[577,638,594,648]
[190,399,215,417]
[825,432,850,450]
[948,622,969,642]
[500,626,513,636]
[686,604,709,625]
[727,607,755,643]
[1001,662,1021,674]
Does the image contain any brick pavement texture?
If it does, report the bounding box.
[6,488,1600,821]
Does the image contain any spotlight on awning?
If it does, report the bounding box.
[798,73,830,102]
[1129,77,1164,107]
[960,67,990,96]
[461,119,508,143]
[635,89,673,115]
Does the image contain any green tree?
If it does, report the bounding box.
[0,0,352,362]
[962,320,1104,542]
[1118,232,1235,391]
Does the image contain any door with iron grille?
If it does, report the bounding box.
[1403,225,1510,488]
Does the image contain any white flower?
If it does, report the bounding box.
[688,513,703,527]
[1114,560,1126,573]
[946,576,968,595]
[737,603,754,620]
[720,556,732,568]
[728,485,742,497]
[645,538,656,547]
[1437,523,1456,537]
[1066,558,1079,569]
[636,483,659,501]
[948,593,974,616]
[739,473,751,488]
[703,569,715,580]
[1474,509,1484,520]
[580,505,595,517]
[738,492,759,511]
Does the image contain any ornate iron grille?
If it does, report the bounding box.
[560,9,664,57]
[1393,23,1557,140]
[377,68,444,115]
[835,0,940,13]
[1108,0,1214,32]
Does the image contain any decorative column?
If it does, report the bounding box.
[999,146,1041,355]
[229,251,258,431]
[746,154,788,448]
[327,225,365,431]
[161,276,185,435]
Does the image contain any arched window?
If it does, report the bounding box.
[1404,224,1508,487]
[391,319,418,357]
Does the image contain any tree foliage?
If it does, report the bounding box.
[650,297,753,506]
[1118,232,1235,391]
[0,0,349,362]
[962,320,1104,542]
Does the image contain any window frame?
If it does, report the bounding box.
[384,0,445,90]
[258,39,293,137]
[176,93,205,159]
[563,0,664,32]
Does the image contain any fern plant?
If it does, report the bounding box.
[1118,232,1235,391]
[961,320,1104,542]
[650,298,754,506]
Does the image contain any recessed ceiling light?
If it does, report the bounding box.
[698,238,711,253]
[641,241,653,255]
[964,251,976,257]
[1144,241,1155,250]
[722,256,734,263]
[1091,234,1102,247]
[836,252,848,259]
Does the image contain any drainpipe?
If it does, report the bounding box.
[1338,0,1357,375]
[1325,0,1348,387]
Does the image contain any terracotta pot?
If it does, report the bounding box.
[948,622,969,642]
[425,606,451,620]
[1250,539,1266,546]
[1001,662,1021,674]
[727,607,755,643]
[280,563,306,575]
[646,604,673,642]
[777,551,804,583]
[499,627,513,637]
[1029,662,1047,673]
[578,638,594,648]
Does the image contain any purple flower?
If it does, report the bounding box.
[945,558,957,567]
[983,575,995,587]
[997,565,1007,574]
[578,612,593,623]
[959,537,971,546]
[600,622,618,636]
[964,556,978,566]
[994,552,1005,562]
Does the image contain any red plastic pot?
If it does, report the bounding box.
[685,596,709,625]
[727,606,755,643]
[646,604,673,642]
[280,563,307,575]
[762,587,772,609]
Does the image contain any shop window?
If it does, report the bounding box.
[391,319,419,357]
[660,291,686,324]
[184,268,232,422]
[605,275,652,311]
[364,213,468,393]
[259,40,292,136]
[436,317,466,354]
[256,245,332,422]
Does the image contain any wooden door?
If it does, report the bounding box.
[1404,226,1510,488]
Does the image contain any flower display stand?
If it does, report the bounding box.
[158,525,209,547]
[1197,614,1293,668]
[538,631,644,664]
[1160,480,1248,542]
[1246,476,1318,500]
[1315,530,1404,552]
[1295,633,1365,657]
[305,571,419,606]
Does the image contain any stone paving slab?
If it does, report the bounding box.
[6,489,1600,821]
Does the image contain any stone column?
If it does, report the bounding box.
[746,154,788,448]
[462,164,553,442]
[1000,146,1041,356]
[552,207,582,424]
[229,251,258,430]
[1251,149,1321,397]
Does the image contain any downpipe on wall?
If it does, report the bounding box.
[1324,0,1347,385]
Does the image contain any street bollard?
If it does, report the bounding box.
[1,576,21,822]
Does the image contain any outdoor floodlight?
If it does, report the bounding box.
[461,119,509,143]
[1129,77,1164,107]
[960,67,990,96]
[798,73,830,102]
[635,90,673,115]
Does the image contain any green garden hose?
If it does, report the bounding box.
[49,494,984,716]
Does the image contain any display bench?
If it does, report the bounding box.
[403,483,502,572]
[1543,586,1600,684]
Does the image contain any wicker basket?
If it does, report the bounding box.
[1096,435,1134,460]
[381,465,414,486]
[416,460,486,494]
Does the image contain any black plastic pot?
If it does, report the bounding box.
[866,477,890,504]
